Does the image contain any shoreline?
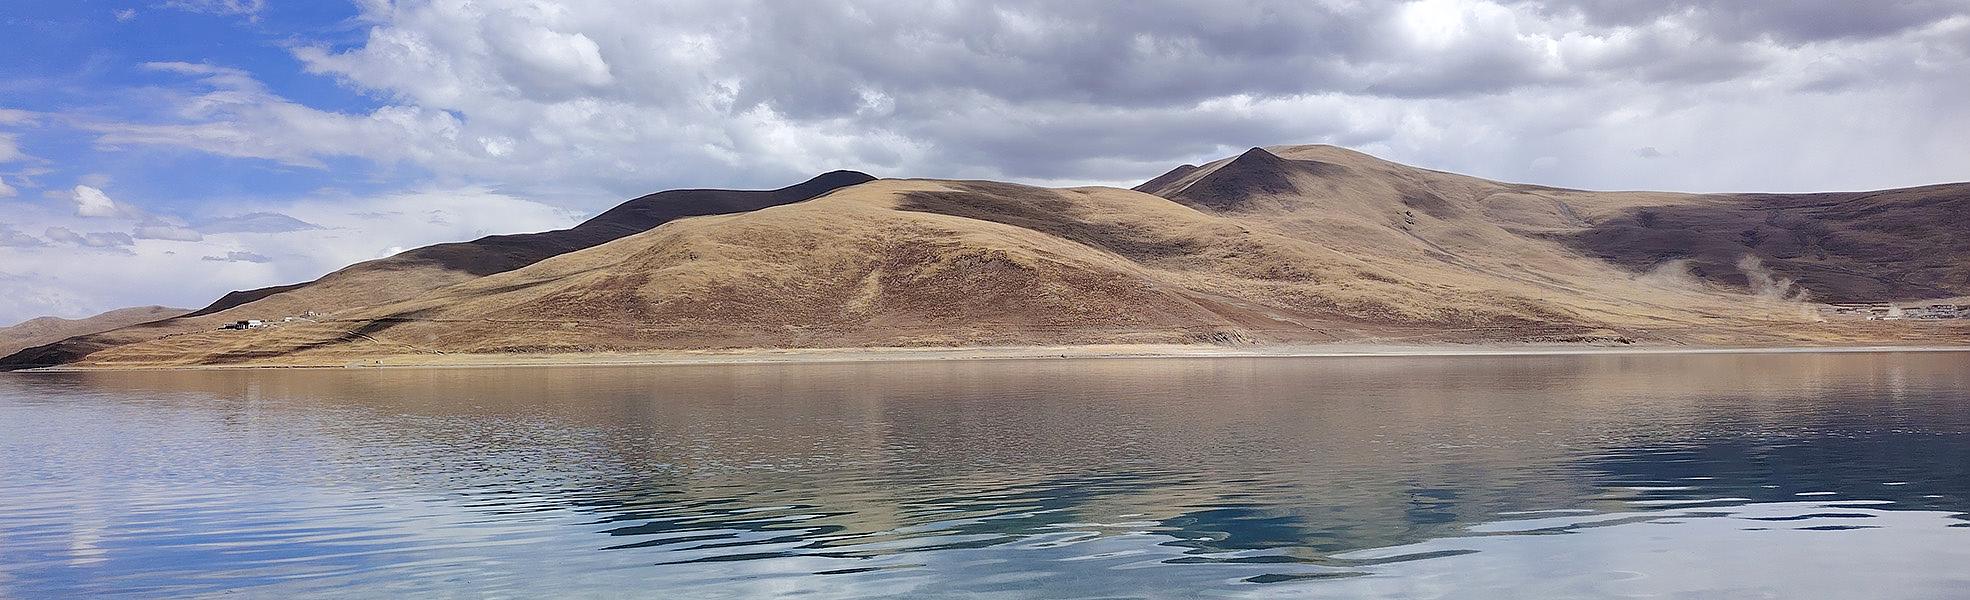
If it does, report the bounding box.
[20,342,1970,372]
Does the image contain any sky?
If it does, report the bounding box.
[1,0,1967,325]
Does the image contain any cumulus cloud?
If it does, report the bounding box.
[0,175,16,198]
[63,0,1961,198]
[70,185,129,218]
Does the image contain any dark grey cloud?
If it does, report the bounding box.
[716,2,1370,115]
[708,1,1587,119]
[672,0,1968,121]
[195,211,322,234]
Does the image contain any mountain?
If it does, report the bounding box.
[1554,183,1970,301]
[15,145,1967,368]
[0,306,188,357]
[0,171,874,369]
[1142,146,1970,303]
[47,145,1967,368]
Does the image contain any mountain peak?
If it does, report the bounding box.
[1234,146,1287,162]
[1163,147,1303,210]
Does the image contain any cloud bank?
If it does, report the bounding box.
[80,0,1969,196]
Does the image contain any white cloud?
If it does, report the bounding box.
[0,186,583,325]
[81,63,467,170]
[114,8,138,22]
[267,187,586,269]
[70,185,127,218]
[0,175,16,198]
[488,22,615,90]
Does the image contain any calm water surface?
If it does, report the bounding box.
[3,353,1969,598]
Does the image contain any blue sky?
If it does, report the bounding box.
[5,2,388,208]
[2,0,1967,325]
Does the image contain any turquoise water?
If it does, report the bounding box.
[2,352,1968,598]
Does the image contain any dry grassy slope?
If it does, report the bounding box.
[0,306,187,357]
[1158,146,1970,303]
[80,174,1914,367]
[61,145,1970,367]
[0,171,873,369]
[1147,144,1970,306]
[1135,147,1792,321]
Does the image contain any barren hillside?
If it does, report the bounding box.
[17,145,1968,368]
[0,306,187,357]
[0,171,873,368]
[1144,145,1970,303]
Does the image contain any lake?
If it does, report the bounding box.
[3,352,1968,598]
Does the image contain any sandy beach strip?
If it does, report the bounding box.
[23,342,1970,372]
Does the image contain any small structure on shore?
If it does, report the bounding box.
[1902,304,1967,320]
[223,319,267,330]
[1821,302,1964,321]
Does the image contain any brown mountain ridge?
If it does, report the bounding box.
[7,146,1965,368]
[0,306,189,358]
[0,170,873,368]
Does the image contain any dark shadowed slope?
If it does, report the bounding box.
[1554,183,1970,302]
[0,306,188,357]
[367,169,879,277]
[0,171,874,369]
[182,283,310,318]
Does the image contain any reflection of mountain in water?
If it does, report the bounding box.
[21,353,1967,574]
